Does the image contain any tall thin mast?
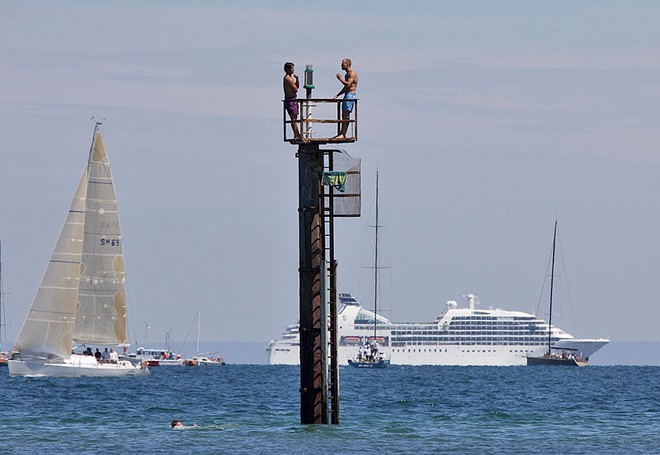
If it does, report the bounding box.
[0,240,4,351]
[373,172,379,339]
[88,121,101,168]
[196,309,201,355]
[0,240,9,352]
[547,221,557,355]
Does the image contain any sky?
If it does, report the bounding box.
[1,1,660,353]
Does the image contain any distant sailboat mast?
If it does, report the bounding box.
[0,241,5,351]
[546,220,558,355]
[373,171,380,340]
[196,309,201,355]
[347,171,391,368]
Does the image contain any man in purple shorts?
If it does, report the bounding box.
[283,62,300,139]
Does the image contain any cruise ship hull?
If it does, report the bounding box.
[268,340,607,366]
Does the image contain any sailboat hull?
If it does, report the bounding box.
[348,359,390,369]
[184,357,226,366]
[526,355,588,367]
[8,354,149,377]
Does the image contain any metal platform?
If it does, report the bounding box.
[283,98,358,144]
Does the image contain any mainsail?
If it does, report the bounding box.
[12,169,87,359]
[13,126,128,359]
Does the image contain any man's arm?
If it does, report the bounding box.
[335,71,355,97]
[285,74,299,93]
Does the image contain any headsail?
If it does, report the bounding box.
[12,168,88,359]
[74,126,127,345]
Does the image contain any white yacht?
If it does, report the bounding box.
[124,347,184,366]
[266,293,609,366]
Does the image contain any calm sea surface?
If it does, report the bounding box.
[1,365,658,454]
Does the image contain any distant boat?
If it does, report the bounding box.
[123,328,184,366]
[8,124,149,377]
[125,347,184,367]
[0,241,8,367]
[184,310,225,366]
[184,355,225,366]
[527,221,589,367]
[348,171,390,369]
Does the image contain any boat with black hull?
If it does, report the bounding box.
[527,221,589,367]
[527,348,588,366]
[348,171,390,369]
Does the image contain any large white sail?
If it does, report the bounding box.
[74,128,127,345]
[12,168,87,359]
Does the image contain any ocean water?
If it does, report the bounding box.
[1,365,658,454]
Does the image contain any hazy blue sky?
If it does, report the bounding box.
[2,2,660,351]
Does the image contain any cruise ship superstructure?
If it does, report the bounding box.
[266,293,609,366]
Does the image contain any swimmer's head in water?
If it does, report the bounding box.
[171,420,183,428]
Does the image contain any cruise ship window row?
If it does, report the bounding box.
[391,341,549,347]
[452,316,536,321]
[450,320,537,323]
[387,325,438,331]
[389,348,537,354]
[394,331,553,336]
[392,336,551,342]
[449,332,544,337]
[392,348,450,353]
[448,323,543,329]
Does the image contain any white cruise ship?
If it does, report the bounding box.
[266,293,609,366]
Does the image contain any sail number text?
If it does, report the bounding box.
[100,221,119,230]
[100,238,121,247]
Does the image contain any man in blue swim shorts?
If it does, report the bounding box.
[342,92,356,113]
[333,58,358,139]
[283,61,300,139]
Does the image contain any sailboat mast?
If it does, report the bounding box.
[373,172,379,340]
[196,309,201,355]
[88,121,101,168]
[547,221,557,355]
[0,240,8,352]
[0,240,4,351]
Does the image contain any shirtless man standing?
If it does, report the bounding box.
[283,62,300,139]
[333,58,358,139]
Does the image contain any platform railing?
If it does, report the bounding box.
[283,98,358,144]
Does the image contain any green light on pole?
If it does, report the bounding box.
[304,64,315,90]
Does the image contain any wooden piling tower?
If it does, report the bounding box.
[283,65,360,424]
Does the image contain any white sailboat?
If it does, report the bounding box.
[0,241,8,366]
[8,123,149,377]
[184,309,225,366]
